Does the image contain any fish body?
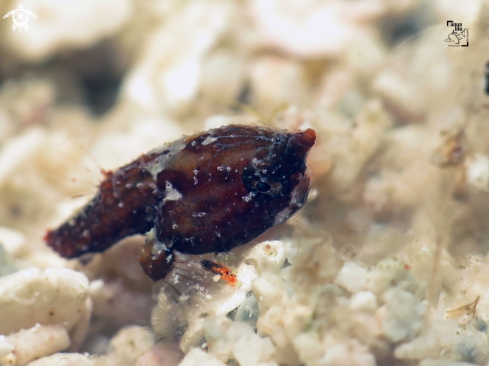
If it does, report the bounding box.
[45,124,316,281]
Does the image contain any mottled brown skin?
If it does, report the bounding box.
[45,154,161,257]
[46,125,316,281]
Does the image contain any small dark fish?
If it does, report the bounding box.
[45,124,316,281]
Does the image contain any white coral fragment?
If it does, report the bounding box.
[373,71,426,120]
[124,1,235,114]
[0,335,14,358]
[320,338,376,366]
[0,268,90,336]
[252,272,286,314]
[395,318,489,365]
[394,320,458,360]
[203,316,276,366]
[249,0,382,57]
[419,360,479,366]
[200,51,245,104]
[245,241,287,274]
[334,261,367,293]
[0,128,45,187]
[179,348,227,366]
[27,353,97,366]
[380,287,426,342]
[7,324,70,365]
[366,258,418,296]
[292,332,323,364]
[5,0,132,61]
[134,341,183,366]
[233,327,276,366]
[105,326,155,366]
[465,153,489,192]
[249,56,307,107]
[0,227,25,257]
[350,291,378,313]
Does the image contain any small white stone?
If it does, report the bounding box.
[27,353,97,366]
[0,128,45,187]
[320,338,376,366]
[179,348,227,366]
[465,153,489,192]
[0,268,90,336]
[163,59,200,107]
[245,241,286,274]
[200,51,245,104]
[334,262,367,293]
[380,287,426,342]
[419,360,481,366]
[0,335,14,358]
[123,1,235,115]
[350,291,378,313]
[135,341,183,366]
[249,56,308,107]
[106,326,154,366]
[233,331,276,366]
[394,320,458,360]
[293,332,324,364]
[0,352,16,366]
[373,70,425,120]
[252,272,285,314]
[288,240,342,285]
[7,324,70,365]
[0,227,25,256]
[4,0,132,61]
[202,317,276,365]
[366,258,418,296]
[249,0,383,58]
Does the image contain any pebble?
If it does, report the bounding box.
[334,262,367,293]
[7,324,70,365]
[380,287,426,342]
[0,268,90,337]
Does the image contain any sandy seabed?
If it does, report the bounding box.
[1,0,489,365]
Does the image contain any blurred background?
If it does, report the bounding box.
[1,0,489,365]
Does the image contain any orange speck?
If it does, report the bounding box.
[201,260,237,286]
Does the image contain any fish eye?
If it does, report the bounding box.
[256,181,272,193]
